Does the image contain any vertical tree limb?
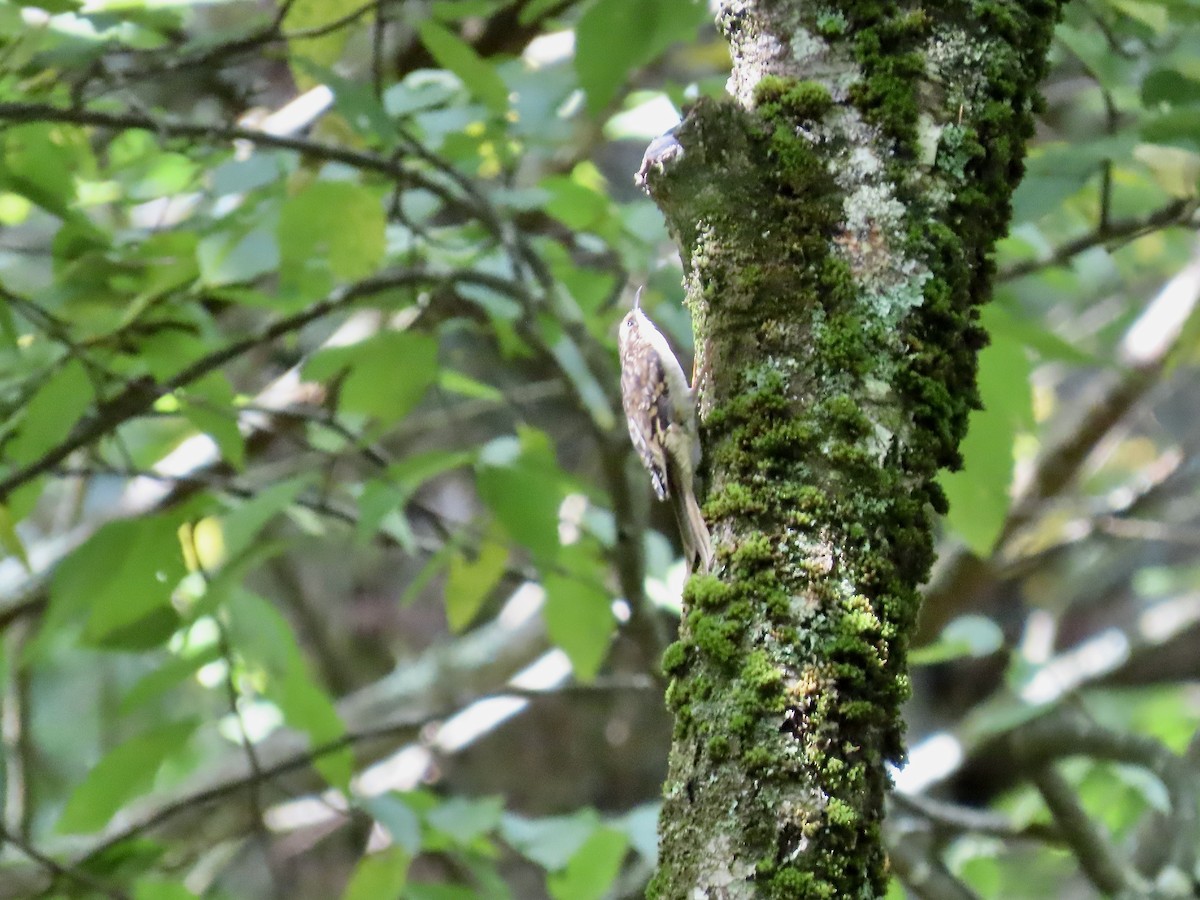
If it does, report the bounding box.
[641,3,1063,896]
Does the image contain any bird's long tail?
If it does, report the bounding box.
[672,488,712,575]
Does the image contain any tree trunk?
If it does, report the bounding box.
[642,4,1063,897]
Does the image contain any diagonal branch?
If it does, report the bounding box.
[0,268,525,503]
[0,102,466,215]
[999,199,1198,282]
[1010,708,1199,886]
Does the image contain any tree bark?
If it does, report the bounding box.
[642,3,1063,897]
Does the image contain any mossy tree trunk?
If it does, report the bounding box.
[643,4,1063,898]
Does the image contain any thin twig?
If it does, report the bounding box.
[1029,765,1136,895]
[891,792,1062,844]
[0,102,466,215]
[1010,708,1199,884]
[887,830,981,900]
[0,825,131,900]
[0,268,525,503]
[214,615,284,899]
[999,199,1197,282]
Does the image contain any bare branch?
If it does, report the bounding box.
[1029,765,1138,896]
[0,825,131,900]
[1010,708,1199,886]
[922,244,1200,641]
[0,268,524,503]
[0,102,466,215]
[999,200,1198,282]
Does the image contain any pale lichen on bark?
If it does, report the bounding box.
[644,2,1063,898]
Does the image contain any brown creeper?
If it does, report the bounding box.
[618,294,713,573]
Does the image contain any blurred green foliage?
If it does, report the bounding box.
[0,0,1198,897]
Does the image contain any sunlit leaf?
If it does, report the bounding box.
[0,123,93,219]
[541,175,610,232]
[910,615,1005,666]
[445,539,508,632]
[305,330,438,426]
[938,309,1033,556]
[278,180,386,294]
[283,0,367,88]
[546,826,627,900]
[341,847,410,900]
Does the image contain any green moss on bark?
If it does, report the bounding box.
[646,3,1064,897]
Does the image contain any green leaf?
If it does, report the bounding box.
[938,309,1033,556]
[404,885,481,900]
[546,333,615,430]
[5,359,93,466]
[341,847,410,900]
[278,180,386,293]
[1011,135,1137,222]
[389,450,476,490]
[44,514,188,651]
[134,877,198,900]
[445,540,508,632]
[304,331,438,426]
[0,504,30,571]
[1055,23,1138,93]
[502,811,599,870]
[1110,0,1169,34]
[910,615,1005,666]
[227,590,352,789]
[1142,67,1200,107]
[13,0,81,12]
[358,446,476,545]
[438,369,505,401]
[417,19,509,114]
[0,124,93,219]
[196,225,279,287]
[178,374,245,471]
[546,826,627,900]
[57,719,198,834]
[383,71,463,118]
[120,644,222,713]
[364,793,423,854]
[543,565,614,682]
[399,542,456,606]
[541,175,611,232]
[425,795,504,845]
[986,302,1096,365]
[574,0,708,113]
[210,476,314,568]
[296,62,400,148]
[283,0,366,88]
[475,430,564,561]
